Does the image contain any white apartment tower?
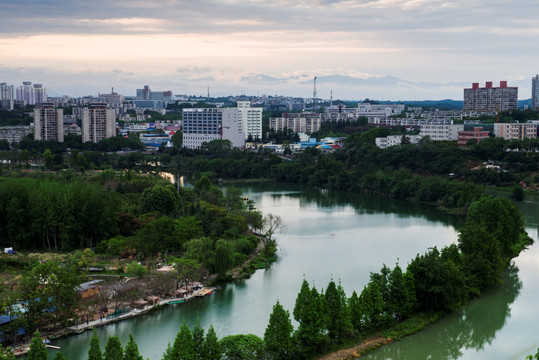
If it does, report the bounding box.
[532,75,539,110]
[0,83,14,110]
[34,103,64,142]
[82,103,116,143]
[237,101,262,140]
[16,81,47,105]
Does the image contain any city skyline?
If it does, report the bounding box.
[1,1,539,100]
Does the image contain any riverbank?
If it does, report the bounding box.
[12,286,218,357]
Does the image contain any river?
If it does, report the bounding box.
[50,182,539,359]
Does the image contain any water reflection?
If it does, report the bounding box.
[363,264,522,360]
[246,182,463,228]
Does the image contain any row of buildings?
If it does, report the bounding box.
[33,103,116,143]
[375,122,539,149]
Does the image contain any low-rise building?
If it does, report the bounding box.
[375,135,422,149]
[457,127,490,147]
[0,125,32,144]
[419,124,463,141]
[494,122,537,140]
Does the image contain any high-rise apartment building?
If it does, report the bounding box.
[0,83,14,110]
[34,102,64,142]
[463,81,517,112]
[82,103,116,143]
[532,75,539,110]
[182,108,244,149]
[237,101,262,140]
[16,81,47,105]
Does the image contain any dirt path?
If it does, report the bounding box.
[230,240,265,278]
[317,336,392,360]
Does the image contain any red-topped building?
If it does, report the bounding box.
[463,81,517,112]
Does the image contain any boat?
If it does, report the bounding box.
[195,288,213,297]
[168,299,185,304]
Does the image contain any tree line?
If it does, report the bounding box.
[7,195,524,360]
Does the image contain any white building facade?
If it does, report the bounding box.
[182,108,245,149]
[82,103,116,143]
[237,101,262,140]
[0,83,14,110]
[16,82,47,105]
[34,103,64,142]
[419,124,464,141]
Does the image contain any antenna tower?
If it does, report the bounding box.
[207,87,210,101]
[313,76,317,105]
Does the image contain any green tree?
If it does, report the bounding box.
[125,261,148,279]
[172,323,195,360]
[264,300,294,360]
[214,239,234,275]
[203,325,221,360]
[0,344,15,360]
[511,184,525,201]
[324,280,352,343]
[53,352,67,360]
[123,334,143,360]
[88,328,104,360]
[140,185,180,217]
[219,334,264,360]
[192,321,206,360]
[27,331,47,360]
[348,290,362,334]
[171,130,183,148]
[43,148,53,170]
[388,264,413,321]
[358,281,385,332]
[104,336,124,360]
[293,280,326,358]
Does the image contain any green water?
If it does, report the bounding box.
[50,183,539,359]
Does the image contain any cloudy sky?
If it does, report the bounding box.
[1,0,538,100]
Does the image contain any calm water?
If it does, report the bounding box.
[50,183,539,360]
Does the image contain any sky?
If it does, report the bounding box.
[1,0,538,100]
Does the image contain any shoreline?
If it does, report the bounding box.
[12,286,217,357]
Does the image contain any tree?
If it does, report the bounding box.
[104,336,124,360]
[214,239,234,275]
[27,331,47,360]
[125,261,148,279]
[88,328,104,360]
[79,247,96,279]
[263,214,284,243]
[512,184,525,201]
[219,334,264,360]
[53,352,67,360]
[140,185,180,218]
[175,258,206,287]
[171,130,183,148]
[388,264,413,321]
[264,300,294,360]
[0,344,15,360]
[192,321,206,360]
[123,334,143,360]
[43,148,53,170]
[348,291,362,334]
[172,323,195,360]
[293,280,326,358]
[358,281,385,332]
[324,281,352,343]
[204,325,221,360]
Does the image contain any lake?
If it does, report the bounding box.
[50,183,539,359]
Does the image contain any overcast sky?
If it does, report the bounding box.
[1,0,538,100]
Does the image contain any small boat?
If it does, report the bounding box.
[46,344,61,350]
[75,328,84,334]
[169,299,185,304]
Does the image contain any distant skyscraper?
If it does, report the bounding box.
[237,101,262,140]
[0,83,14,110]
[34,102,64,142]
[532,75,539,110]
[16,81,47,105]
[82,103,116,143]
[463,81,518,112]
